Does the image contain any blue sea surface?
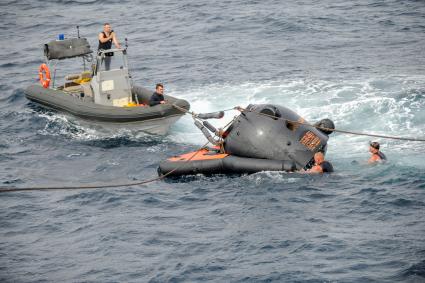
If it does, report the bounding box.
[1,0,425,282]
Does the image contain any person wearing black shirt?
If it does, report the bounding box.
[98,23,121,70]
[149,83,166,106]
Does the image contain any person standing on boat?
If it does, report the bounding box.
[368,141,387,164]
[98,23,121,70]
[149,83,166,106]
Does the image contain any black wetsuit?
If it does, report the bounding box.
[320,161,334,173]
[98,32,114,70]
[98,32,112,51]
[149,92,165,106]
[375,152,387,161]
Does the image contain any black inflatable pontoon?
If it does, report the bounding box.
[25,85,190,134]
[158,104,335,176]
[25,36,189,135]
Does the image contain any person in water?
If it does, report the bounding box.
[307,152,334,173]
[98,23,121,70]
[368,141,387,164]
[149,83,166,106]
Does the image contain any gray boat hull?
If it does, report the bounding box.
[25,85,190,135]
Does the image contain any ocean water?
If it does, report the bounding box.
[1,0,425,282]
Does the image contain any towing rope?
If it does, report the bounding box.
[0,103,423,193]
[0,141,210,193]
[173,104,425,141]
[233,106,425,142]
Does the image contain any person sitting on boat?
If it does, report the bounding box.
[98,23,121,70]
[368,141,387,164]
[149,83,166,106]
[307,152,334,173]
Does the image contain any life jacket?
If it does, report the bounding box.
[375,151,387,161]
[98,32,112,50]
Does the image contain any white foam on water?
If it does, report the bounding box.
[245,171,304,185]
[34,75,425,167]
[36,112,152,141]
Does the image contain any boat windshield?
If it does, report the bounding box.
[99,51,127,72]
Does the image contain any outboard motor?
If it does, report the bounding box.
[223,104,333,170]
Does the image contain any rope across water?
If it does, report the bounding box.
[231,106,425,142]
[0,103,423,193]
[0,140,210,193]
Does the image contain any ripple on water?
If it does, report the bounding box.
[1,0,425,282]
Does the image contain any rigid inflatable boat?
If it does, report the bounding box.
[25,36,189,135]
[158,104,335,176]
